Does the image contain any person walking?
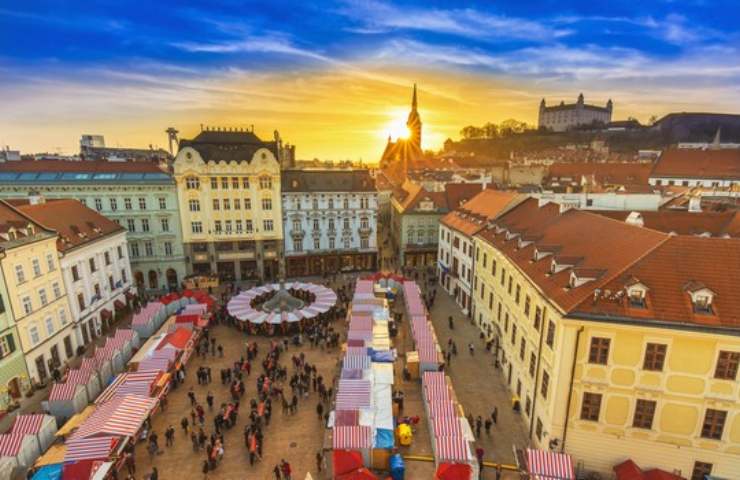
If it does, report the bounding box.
[316,402,324,421]
[448,315,454,330]
[491,406,498,425]
[273,465,281,479]
[484,418,492,436]
[165,425,175,447]
[475,416,482,438]
[468,342,475,356]
[316,451,323,473]
[206,391,214,411]
[475,447,485,479]
[180,416,189,435]
[280,459,292,480]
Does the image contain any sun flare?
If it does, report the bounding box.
[383,113,410,140]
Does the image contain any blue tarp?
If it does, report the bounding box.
[32,464,62,480]
[369,349,394,363]
[390,453,405,480]
[375,428,394,448]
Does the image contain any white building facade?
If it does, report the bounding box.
[538,94,612,132]
[282,170,378,277]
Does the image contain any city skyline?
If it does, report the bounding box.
[2,1,740,160]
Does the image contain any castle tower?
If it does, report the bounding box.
[406,84,422,150]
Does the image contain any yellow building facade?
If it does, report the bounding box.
[0,202,75,385]
[173,129,284,281]
[472,200,740,479]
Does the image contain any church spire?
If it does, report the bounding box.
[411,83,418,111]
[406,83,422,150]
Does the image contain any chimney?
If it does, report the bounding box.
[688,197,702,213]
[28,190,45,205]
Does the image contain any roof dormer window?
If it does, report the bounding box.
[625,279,649,308]
[684,282,715,315]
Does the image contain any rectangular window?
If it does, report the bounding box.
[159,197,167,209]
[515,284,521,304]
[245,220,253,233]
[511,324,516,345]
[580,392,602,421]
[130,242,140,257]
[691,462,713,480]
[234,199,241,210]
[164,242,173,256]
[546,320,555,348]
[491,259,496,277]
[529,353,537,377]
[191,222,203,234]
[39,288,48,306]
[211,177,218,189]
[519,337,526,360]
[589,337,610,364]
[160,218,169,232]
[541,371,549,399]
[117,245,123,259]
[223,199,231,210]
[263,220,274,232]
[225,220,232,234]
[138,198,146,210]
[242,177,250,189]
[244,198,251,210]
[260,176,272,189]
[89,257,97,272]
[360,237,369,249]
[15,264,25,284]
[643,343,667,371]
[104,251,111,266]
[32,259,41,277]
[213,199,220,210]
[59,309,68,326]
[45,317,54,335]
[144,241,153,257]
[314,238,320,250]
[94,283,101,299]
[109,275,115,290]
[124,198,132,210]
[46,253,55,271]
[701,409,726,440]
[232,177,239,189]
[186,177,200,189]
[500,268,506,286]
[262,198,272,210]
[22,296,32,315]
[329,237,335,249]
[214,221,222,234]
[121,268,127,283]
[293,239,302,251]
[127,219,136,232]
[632,399,656,429]
[71,265,80,281]
[95,198,103,211]
[52,282,61,298]
[29,326,40,345]
[221,177,228,189]
[141,218,149,232]
[77,293,85,311]
[110,198,117,211]
[235,220,243,234]
[189,199,200,211]
[714,351,739,380]
[524,296,531,317]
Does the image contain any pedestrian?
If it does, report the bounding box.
[316,402,324,421]
[273,465,282,479]
[491,407,498,425]
[484,418,492,436]
[217,344,223,357]
[495,464,503,480]
[316,450,323,472]
[188,388,196,406]
[202,460,209,478]
[468,342,475,356]
[280,459,292,480]
[165,425,175,447]
[448,315,454,330]
[148,467,159,480]
[125,452,135,474]
[475,447,485,478]
[475,416,482,438]
[181,416,189,434]
[206,391,214,411]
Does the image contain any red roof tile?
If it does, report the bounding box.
[592,210,740,237]
[441,189,522,236]
[17,199,124,252]
[547,162,652,186]
[651,149,740,180]
[574,236,740,329]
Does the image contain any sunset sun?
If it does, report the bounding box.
[383,112,410,140]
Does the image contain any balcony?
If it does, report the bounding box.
[290,229,306,239]
[358,226,373,236]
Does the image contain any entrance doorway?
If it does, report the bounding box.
[166,268,178,289]
[148,270,158,289]
[134,271,145,288]
[35,355,47,382]
[7,378,21,399]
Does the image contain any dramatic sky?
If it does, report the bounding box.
[1,1,740,162]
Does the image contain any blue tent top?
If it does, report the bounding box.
[32,463,62,480]
[375,428,394,448]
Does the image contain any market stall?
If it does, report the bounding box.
[332,426,374,474]
[10,414,58,453]
[48,382,88,421]
[0,433,41,468]
[70,394,157,441]
[67,368,102,403]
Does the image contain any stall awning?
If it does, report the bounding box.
[526,448,575,480]
[64,436,118,462]
[49,382,83,402]
[333,426,372,449]
[0,433,27,456]
[55,406,96,437]
[434,435,470,462]
[11,414,46,435]
[71,394,156,440]
[34,443,66,467]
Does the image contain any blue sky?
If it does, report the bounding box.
[1,1,739,160]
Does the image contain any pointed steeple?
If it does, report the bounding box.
[411,83,418,111]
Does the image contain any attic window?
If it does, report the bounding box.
[625,282,648,308]
[685,283,715,315]
[693,295,713,314]
[517,237,532,249]
[27,225,35,235]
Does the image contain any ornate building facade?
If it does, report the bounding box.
[538,93,613,132]
[281,170,378,276]
[0,160,186,291]
[173,128,285,282]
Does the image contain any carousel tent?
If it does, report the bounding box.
[10,414,57,453]
[48,382,88,421]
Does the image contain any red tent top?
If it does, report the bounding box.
[614,459,644,480]
[175,314,200,324]
[62,459,106,480]
[157,328,193,350]
[435,462,473,480]
[182,289,195,297]
[644,469,686,480]
[337,467,378,480]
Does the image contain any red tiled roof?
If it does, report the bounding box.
[651,149,740,180]
[17,199,124,252]
[441,189,522,236]
[574,236,740,329]
[0,159,165,174]
[476,200,669,312]
[592,210,740,237]
[443,183,486,210]
[547,162,653,186]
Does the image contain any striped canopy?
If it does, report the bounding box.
[11,414,45,435]
[95,370,162,405]
[48,382,84,402]
[67,368,93,385]
[428,400,456,418]
[227,282,336,322]
[71,394,156,440]
[336,380,372,410]
[0,433,28,456]
[342,355,370,370]
[334,410,360,426]
[432,415,463,438]
[526,448,576,480]
[64,436,118,462]
[434,436,470,462]
[333,426,372,449]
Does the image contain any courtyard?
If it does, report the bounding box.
[130,274,529,480]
